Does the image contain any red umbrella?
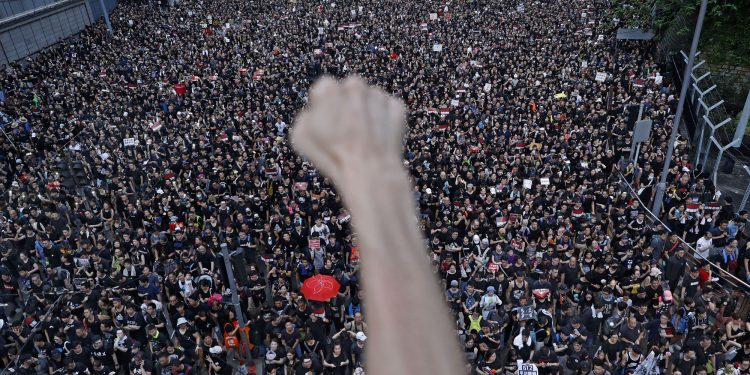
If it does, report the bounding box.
[300,275,340,301]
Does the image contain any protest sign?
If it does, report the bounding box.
[518,363,539,375]
[308,238,321,249]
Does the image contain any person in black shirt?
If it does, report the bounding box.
[681,266,702,300]
[306,313,328,345]
[299,334,325,371]
[121,305,146,345]
[130,353,153,375]
[561,257,580,288]
[67,341,91,370]
[631,287,650,307]
[153,353,173,375]
[350,332,366,368]
[90,336,117,369]
[278,321,300,353]
[246,272,267,308]
[27,334,53,372]
[672,347,697,375]
[686,306,709,342]
[147,325,170,354]
[584,262,608,293]
[323,342,349,375]
[63,357,89,375]
[143,304,165,335]
[644,277,664,312]
[49,349,66,374]
[185,297,209,321]
[692,335,718,374]
[601,334,622,368]
[531,345,559,375]
[14,356,37,375]
[205,347,232,375]
[91,359,115,375]
[564,339,590,375]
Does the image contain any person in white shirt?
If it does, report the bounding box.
[695,231,713,260]
[311,217,330,242]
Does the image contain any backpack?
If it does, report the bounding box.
[672,308,689,335]
[464,291,476,309]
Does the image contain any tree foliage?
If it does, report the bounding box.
[608,0,749,67]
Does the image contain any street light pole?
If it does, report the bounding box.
[651,0,708,216]
[98,0,113,35]
[219,243,254,372]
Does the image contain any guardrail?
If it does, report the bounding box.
[0,293,64,375]
[615,169,750,294]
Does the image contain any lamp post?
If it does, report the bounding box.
[652,0,708,216]
[98,0,113,35]
[219,243,254,371]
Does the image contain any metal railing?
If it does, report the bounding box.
[615,169,750,294]
[671,51,750,211]
[0,294,64,375]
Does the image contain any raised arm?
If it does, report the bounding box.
[290,76,465,375]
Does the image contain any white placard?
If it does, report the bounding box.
[518,363,539,375]
[523,179,532,189]
[540,178,550,186]
[483,83,492,93]
[450,99,459,106]
[123,138,135,147]
[318,27,324,35]
[429,13,438,20]
[432,44,443,52]
[581,60,588,68]
[595,72,607,82]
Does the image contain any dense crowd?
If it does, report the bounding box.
[0,0,749,374]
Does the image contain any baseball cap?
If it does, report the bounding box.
[355,332,367,341]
